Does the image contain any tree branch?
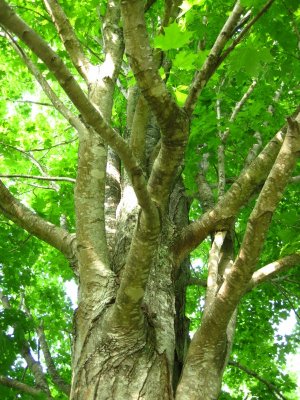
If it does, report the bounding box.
[43,0,91,80]
[0,180,77,268]
[184,1,244,115]
[184,0,275,115]
[173,127,286,263]
[224,117,300,286]
[218,0,276,66]
[121,1,190,208]
[4,31,86,134]
[0,375,44,397]
[228,360,288,400]
[248,254,300,289]
[0,174,75,183]
[188,277,207,287]
[121,0,181,129]
[0,0,152,214]
[37,324,71,395]
[0,291,53,398]
[4,98,53,107]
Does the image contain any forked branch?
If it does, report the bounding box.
[184,0,275,115]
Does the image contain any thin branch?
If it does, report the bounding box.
[228,360,288,400]
[25,138,78,152]
[4,32,86,134]
[23,183,56,190]
[4,98,54,107]
[0,375,44,397]
[290,175,300,184]
[218,79,257,197]
[229,80,257,124]
[43,0,91,80]
[12,5,52,22]
[0,136,61,191]
[21,303,71,395]
[37,324,71,395]
[218,0,276,66]
[271,281,300,320]
[249,254,300,289]
[184,0,244,115]
[0,174,75,183]
[0,291,52,398]
[185,0,275,115]
[0,139,47,176]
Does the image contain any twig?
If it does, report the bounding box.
[228,360,288,400]
[3,98,54,107]
[0,174,75,183]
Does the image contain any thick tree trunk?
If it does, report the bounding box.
[71,177,191,399]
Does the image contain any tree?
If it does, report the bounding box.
[0,0,299,398]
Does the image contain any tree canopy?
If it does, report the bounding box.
[0,0,300,399]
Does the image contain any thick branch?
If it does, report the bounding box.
[0,180,77,267]
[121,0,181,130]
[130,94,149,165]
[249,254,300,289]
[122,0,189,209]
[0,376,44,397]
[110,207,161,331]
[228,361,288,400]
[204,231,226,310]
[43,0,91,80]
[222,117,300,293]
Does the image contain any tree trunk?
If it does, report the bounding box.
[71,176,190,399]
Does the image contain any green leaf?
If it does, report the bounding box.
[173,50,198,70]
[154,22,193,50]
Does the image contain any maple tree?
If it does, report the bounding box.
[0,0,300,399]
